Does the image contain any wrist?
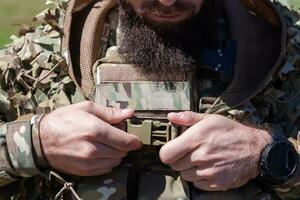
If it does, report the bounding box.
[251,129,272,179]
[31,114,50,169]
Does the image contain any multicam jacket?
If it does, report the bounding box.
[0,0,300,199]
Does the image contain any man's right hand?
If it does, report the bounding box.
[39,101,142,176]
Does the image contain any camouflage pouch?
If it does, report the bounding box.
[95,47,197,146]
[77,165,135,200]
[93,47,197,199]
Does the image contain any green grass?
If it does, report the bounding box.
[0,0,45,46]
[291,0,300,8]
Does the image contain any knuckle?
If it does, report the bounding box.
[159,150,172,165]
[183,111,196,124]
[79,146,97,159]
[105,107,117,122]
[186,111,195,117]
[123,136,138,151]
[98,124,110,141]
[81,131,96,141]
[202,169,215,178]
[190,151,206,165]
[198,169,216,181]
[81,101,95,111]
[125,138,135,150]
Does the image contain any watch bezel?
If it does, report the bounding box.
[260,136,298,185]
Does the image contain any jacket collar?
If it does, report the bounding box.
[220,0,285,107]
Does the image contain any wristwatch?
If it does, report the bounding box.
[260,134,298,185]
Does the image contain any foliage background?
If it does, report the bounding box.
[0,0,299,46]
[0,0,45,46]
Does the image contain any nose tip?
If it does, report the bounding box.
[158,0,177,6]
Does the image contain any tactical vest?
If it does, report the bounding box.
[77,3,278,199]
[1,0,300,199]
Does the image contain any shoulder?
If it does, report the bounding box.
[0,0,68,68]
[274,0,300,76]
[0,0,84,117]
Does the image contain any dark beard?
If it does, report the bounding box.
[118,0,217,74]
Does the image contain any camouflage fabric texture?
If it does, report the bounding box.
[96,61,193,111]
[97,80,192,111]
[0,0,85,198]
[0,0,300,199]
[94,1,300,199]
[0,0,85,118]
[252,1,300,199]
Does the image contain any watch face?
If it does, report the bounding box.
[265,141,298,183]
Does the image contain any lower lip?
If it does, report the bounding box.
[153,13,181,20]
[156,15,180,19]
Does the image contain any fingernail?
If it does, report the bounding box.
[168,112,177,118]
[178,113,186,119]
[168,112,185,119]
[122,109,133,114]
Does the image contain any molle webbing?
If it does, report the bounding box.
[95,63,196,116]
[95,59,194,146]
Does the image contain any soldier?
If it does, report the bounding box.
[0,0,300,199]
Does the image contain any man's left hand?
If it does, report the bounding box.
[159,111,271,191]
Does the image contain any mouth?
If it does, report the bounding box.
[153,12,181,19]
[147,11,185,23]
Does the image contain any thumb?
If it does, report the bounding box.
[168,111,207,126]
[77,101,135,124]
[101,107,135,124]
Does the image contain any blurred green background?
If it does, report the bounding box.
[0,0,45,46]
[0,0,300,46]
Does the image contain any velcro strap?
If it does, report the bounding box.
[6,121,40,177]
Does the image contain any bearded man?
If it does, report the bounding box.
[0,0,300,199]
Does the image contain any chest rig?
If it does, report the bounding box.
[94,6,238,147]
[95,46,196,146]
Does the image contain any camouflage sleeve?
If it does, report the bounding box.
[0,117,41,187]
[0,114,50,187]
[257,2,300,199]
[0,0,85,187]
[0,124,18,187]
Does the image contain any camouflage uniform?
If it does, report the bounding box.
[0,0,300,199]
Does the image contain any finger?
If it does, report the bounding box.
[160,124,204,164]
[171,149,210,171]
[94,120,143,151]
[86,142,128,159]
[168,111,208,127]
[181,167,215,182]
[89,158,122,169]
[76,101,135,124]
[75,158,122,176]
[193,180,222,192]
